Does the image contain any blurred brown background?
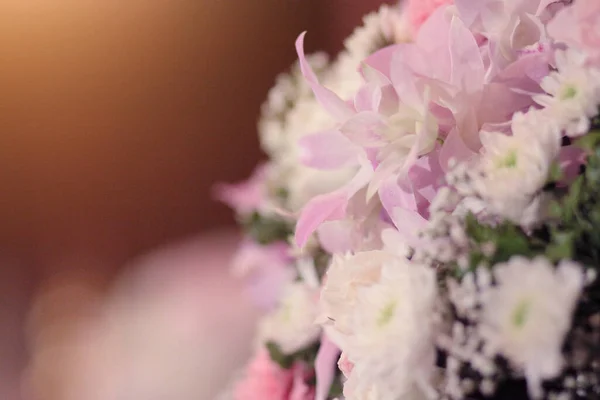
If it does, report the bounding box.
[0,0,382,277]
[0,1,388,398]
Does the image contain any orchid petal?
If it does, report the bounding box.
[362,45,398,78]
[559,145,586,183]
[354,82,382,113]
[213,164,269,214]
[449,15,485,93]
[339,111,385,147]
[379,175,417,214]
[390,206,429,248]
[299,130,361,170]
[317,220,354,254]
[294,191,348,248]
[295,33,354,121]
[359,62,391,87]
[315,334,341,400]
[439,128,478,172]
[295,162,373,247]
[409,151,445,204]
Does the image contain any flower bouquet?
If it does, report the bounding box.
[216,0,600,399]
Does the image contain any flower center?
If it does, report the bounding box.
[560,85,578,100]
[496,150,518,169]
[377,300,397,327]
[511,298,531,329]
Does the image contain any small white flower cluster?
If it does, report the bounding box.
[437,257,586,400]
[257,281,321,355]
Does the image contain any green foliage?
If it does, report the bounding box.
[457,215,542,277]
[265,340,321,370]
[454,121,600,278]
[240,211,293,245]
[328,376,344,399]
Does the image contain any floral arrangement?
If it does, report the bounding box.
[216,0,600,399]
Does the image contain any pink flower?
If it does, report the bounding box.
[406,0,454,35]
[234,349,294,400]
[548,0,600,66]
[214,164,270,215]
[338,352,355,378]
[290,365,317,400]
[292,5,550,249]
[314,334,341,400]
[232,240,294,310]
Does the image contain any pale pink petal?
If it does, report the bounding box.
[317,220,354,254]
[408,151,445,210]
[354,82,382,113]
[296,33,354,121]
[339,111,386,147]
[299,130,361,170]
[390,206,429,248]
[232,240,294,310]
[449,15,485,93]
[315,334,341,400]
[454,0,488,27]
[379,175,418,215]
[439,128,478,171]
[390,45,425,108]
[294,191,348,249]
[407,0,455,35]
[213,164,269,214]
[362,45,398,78]
[337,353,354,378]
[559,145,586,183]
[359,62,392,87]
[295,162,373,247]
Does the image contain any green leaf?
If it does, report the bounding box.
[241,212,292,245]
[265,341,294,369]
[465,213,496,243]
[327,376,344,399]
[492,232,534,263]
[575,130,600,151]
[547,162,563,184]
[546,231,575,262]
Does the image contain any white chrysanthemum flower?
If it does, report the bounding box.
[320,252,437,398]
[344,365,431,400]
[534,48,600,137]
[257,281,321,354]
[473,110,561,223]
[344,4,411,61]
[480,256,585,398]
[317,251,394,340]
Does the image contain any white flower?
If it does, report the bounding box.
[317,251,394,339]
[344,366,430,400]
[320,252,437,399]
[257,281,321,354]
[473,109,561,223]
[535,48,600,137]
[480,256,585,398]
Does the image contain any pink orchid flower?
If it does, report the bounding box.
[231,240,294,310]
[214,164,270,215]
[294,4,551,249]
[548,0,600,67]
